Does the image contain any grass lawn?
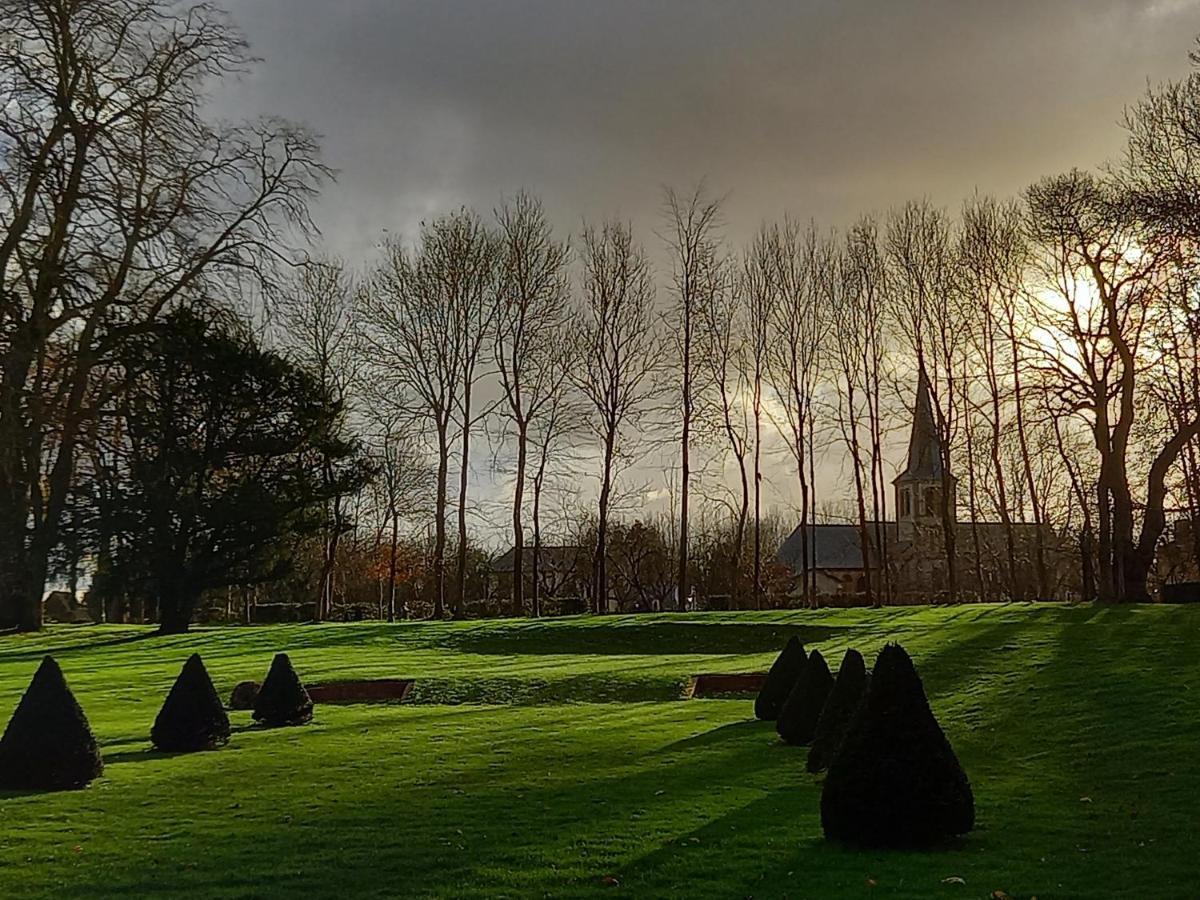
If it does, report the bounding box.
[0,604,1195,899]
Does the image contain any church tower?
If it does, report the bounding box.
[894,366,955,543]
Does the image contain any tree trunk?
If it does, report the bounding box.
[511,424,528,617]
[387,511,399,623]
[433,423,448,618]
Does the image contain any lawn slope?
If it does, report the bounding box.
[0,604,1194,899]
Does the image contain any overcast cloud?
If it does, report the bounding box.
[213,0,1199,537]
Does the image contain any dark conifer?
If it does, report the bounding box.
[754,636,806,721]
[252,653,313,726]
[151,654,231,752]
[806,648,869,773]
[776,647,834,745]
[821,643,974,847]
[0,656,103,790]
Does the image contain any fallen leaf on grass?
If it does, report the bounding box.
[601,875,620,887]
[941,876,965,884]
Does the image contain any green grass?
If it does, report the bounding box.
[0,604,1195,898]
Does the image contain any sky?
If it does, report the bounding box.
[213,0,1199,540]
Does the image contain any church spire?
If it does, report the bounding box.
[896,364,944,482]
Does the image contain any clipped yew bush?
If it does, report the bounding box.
[151,653,231,752]
[0,656,103,790]
[777,648,834,745]
[821,643,974,847]
[252,653,313,726]
[754,636,806,721]
[806,648,869,773]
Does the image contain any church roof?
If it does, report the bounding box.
[776,523,890,571]
[895,365,944,482]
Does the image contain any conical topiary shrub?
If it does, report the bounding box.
[252,653,313,727]
[777,647,834,745]
[754,636,806,721]
[0,656,103,790]
[821,643,974,847]
[806,648,869,773]
[151,653,231,752]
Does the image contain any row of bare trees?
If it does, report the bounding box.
[6,2,1200,630]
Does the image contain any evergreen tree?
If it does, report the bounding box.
[110,310,371,634]
[151,654,231,752]
[754,636,806,720]
[777,647,834,745]
[253,654,313,726]
[821,643,974,847]
[0,657,103,790]
[807,648,869,773]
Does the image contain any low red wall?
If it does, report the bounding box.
[688,672,766,698]
[307,679,414,703]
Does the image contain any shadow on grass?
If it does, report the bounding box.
[0,630,159,663]
[446,620,847,656]
[662,718,767,751]
[103,723,259,765]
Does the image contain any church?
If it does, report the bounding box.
[777,369,1061,602]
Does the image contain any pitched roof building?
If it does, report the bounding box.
[777,366,1062,601]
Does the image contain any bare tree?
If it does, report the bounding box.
[0,0,328,630]
[494,192,571,616]
[572,221,659,613]
[360,212,494,618]
[768,222,823,608]
[696,251,750,603]
[527,341,582,617]
[886,200,963,600]
[278,260,360,619]
[661,184,724,611]
[367,414,433,621]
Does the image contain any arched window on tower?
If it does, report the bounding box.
[924,487,938,517]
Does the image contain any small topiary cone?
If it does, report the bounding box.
[777,648,834,745]
[754,636,806,721]
[821,643,974,847]
[807,648,869,773]
[252,653,313,727]
[151,653,231,752]
[0,656,103,790]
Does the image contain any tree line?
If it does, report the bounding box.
[4,1,1199,632]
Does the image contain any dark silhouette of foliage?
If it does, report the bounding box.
[777,647,834,745]
[108,309,371,634]
[229,681,261,710]
[253,654,313,726]
[151,654,230,752]
[821,643,974,847]
[0,657,102,790]
[807,648,869,772]
[754,636,806,720]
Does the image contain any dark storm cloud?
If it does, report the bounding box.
[216,0,1197,257]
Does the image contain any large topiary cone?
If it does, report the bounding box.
[821,643,974,847]
[807,648,869,773]
[0,656,103,790]
[754,636,806,721]
[252,653,313,727]
[151,653,231,753]
[777,648,834,745]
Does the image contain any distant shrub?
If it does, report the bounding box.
[252,653,313,726]
[806,648,869,773]
[151,654,230,752]
[228,680,261,710]
[754,636,806,721]
[777,648,834,745]
[0,656,103,790]
[820,643,974,847]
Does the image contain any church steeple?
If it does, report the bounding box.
[894,365,955,534]
[899,365,943,481]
